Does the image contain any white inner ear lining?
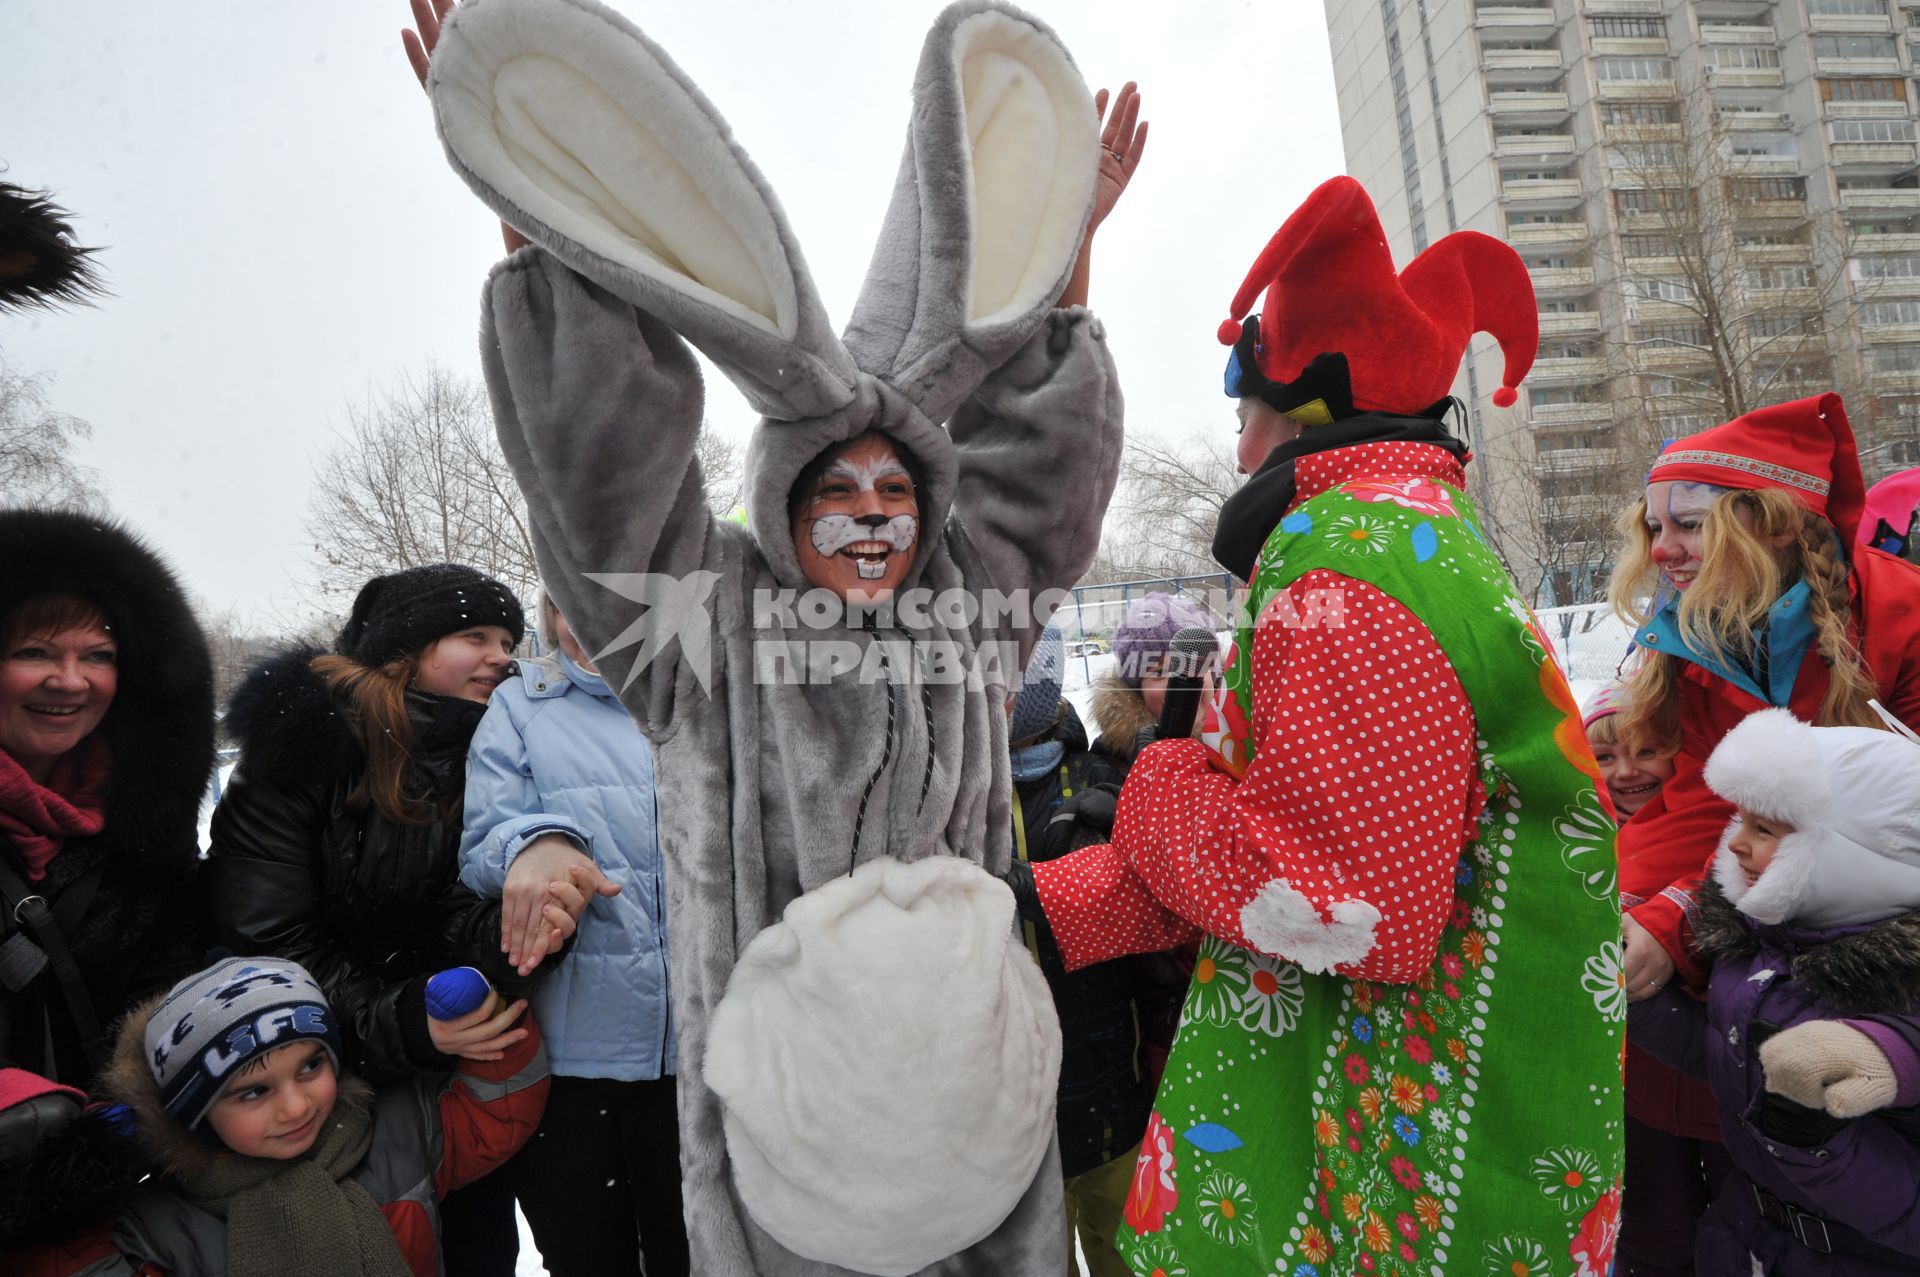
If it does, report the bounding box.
[950,13,1099,328]
[436,2,799,339]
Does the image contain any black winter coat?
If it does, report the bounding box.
[0,511,213,1087]
[1012,702,1159,1178]
[0,509,214,1249]
[206,649,534,1085]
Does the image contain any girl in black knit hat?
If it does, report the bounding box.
[203,563,614,1277]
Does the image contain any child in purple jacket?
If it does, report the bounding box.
[1628,707,1920,1275]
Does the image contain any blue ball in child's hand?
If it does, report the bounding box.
[425,967,492,1020]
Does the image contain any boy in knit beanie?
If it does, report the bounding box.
[30,957,547,1277]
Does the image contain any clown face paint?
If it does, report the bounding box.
[791,434,920,601]
[1643,481,1727,592]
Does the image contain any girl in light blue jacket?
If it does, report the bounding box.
[461,595,685,1277]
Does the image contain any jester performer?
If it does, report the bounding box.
[1013,177,1626,1275]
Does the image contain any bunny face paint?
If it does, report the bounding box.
[1643,480,1729,592]
[790,434,920,601]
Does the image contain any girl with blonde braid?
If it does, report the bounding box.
[1608,393,1920,1275]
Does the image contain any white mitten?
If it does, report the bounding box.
[705,855,1062,1276]
[1759,1020,1899,1119]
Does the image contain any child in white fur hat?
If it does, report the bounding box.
[1628,707,1920,1273]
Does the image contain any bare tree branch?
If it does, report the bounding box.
[0,359,102,510]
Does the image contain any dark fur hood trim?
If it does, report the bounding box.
[1089,671,1155,762]
[223,646,359,787]
[0,509,213,882]
[1694,876,1920,1016]
[98,992,375,1179]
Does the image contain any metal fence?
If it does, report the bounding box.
[1063,576,1638,708]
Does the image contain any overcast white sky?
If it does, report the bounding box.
[2,0,1346,627]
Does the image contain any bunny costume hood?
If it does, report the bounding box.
[426,2,1122,1273]
[1704,708,1920,930]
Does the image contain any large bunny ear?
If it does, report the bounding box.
[842,2,1099,424]
[428,0,859,421]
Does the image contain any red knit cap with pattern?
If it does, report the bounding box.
[1648,393,1865,545]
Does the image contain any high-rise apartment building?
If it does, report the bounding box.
[1325,0,1920,603]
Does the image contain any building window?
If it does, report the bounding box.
[1738,230,1805,247]
[1829,119,1918,143]
[1821,77,1908,101]
[1611,142,1687,168]
[1813,35,1899,59]
[1531,386,1605,405]
[1704,45,1782,70]
[1638,322,1710,347]
[1728,134,1798,159]
[1602,102,1679,126]
[1747,265,1817,289]
[1622,233,1686,257]
[1595,56,1674,81]
[1809,0,1889,14]
[1869,344,1920,371]
[1852,254,1920,279]
[1727,177,1807,201]
[1616,187,1694,214]
[1589,16,1665,38]
[1862,299,1920,325]
[1627,277,1699,303]
[1750,314,1821,338]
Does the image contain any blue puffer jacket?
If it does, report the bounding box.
[461,650,673,1079]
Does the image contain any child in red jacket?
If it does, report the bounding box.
[21,956,547,1277]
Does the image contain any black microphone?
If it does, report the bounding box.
[1155,626,1219,741]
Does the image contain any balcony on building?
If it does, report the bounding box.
[1528,400,1615,427]
[1530,355,1611,383]
[1739,241,1816,264]
[1852,226,1920,253]
[1705,65,1787,90]
[1831,141,1920,171]
[1529,264,1599,296]
[1474,4,1558,40]
[1807,2,1895,34]
[1840,183,1920,211]
[1489,89,1574,124]
[1639,342,1717,372]
[1534,447,1624,474]
[1542,494,1624,520]
[1500,173,1586,208]
[1596,77,1681,101]
[1495,131,1577,161]
[1693,0,1783,20]
[1538,308,1604,336]
[1718,109,1794,132]
[1482,44,1567,85]
[1699,23,1779,44]
[1583,0,1665,13]
[1508,218,1591,247]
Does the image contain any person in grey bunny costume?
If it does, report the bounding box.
[403,1,1135,1271]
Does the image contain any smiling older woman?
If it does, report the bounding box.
[0,507,214,1251]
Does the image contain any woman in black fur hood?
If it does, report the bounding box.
[0,507,214,1251]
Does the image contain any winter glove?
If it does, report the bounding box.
[1060,785,1119,837]
[1759,1019,1900,1119]
[1000,859,1064,968]
[0,1080,79,1176]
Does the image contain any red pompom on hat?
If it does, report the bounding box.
[1217,177,1539,415]
[1648,393,1866,545]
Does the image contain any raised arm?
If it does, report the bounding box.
[945,84,1139,606]
[481,250,722,739]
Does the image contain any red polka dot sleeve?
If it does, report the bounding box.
[1032,569,1480,984]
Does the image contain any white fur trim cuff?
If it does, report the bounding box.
[1240,879,1380,974]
